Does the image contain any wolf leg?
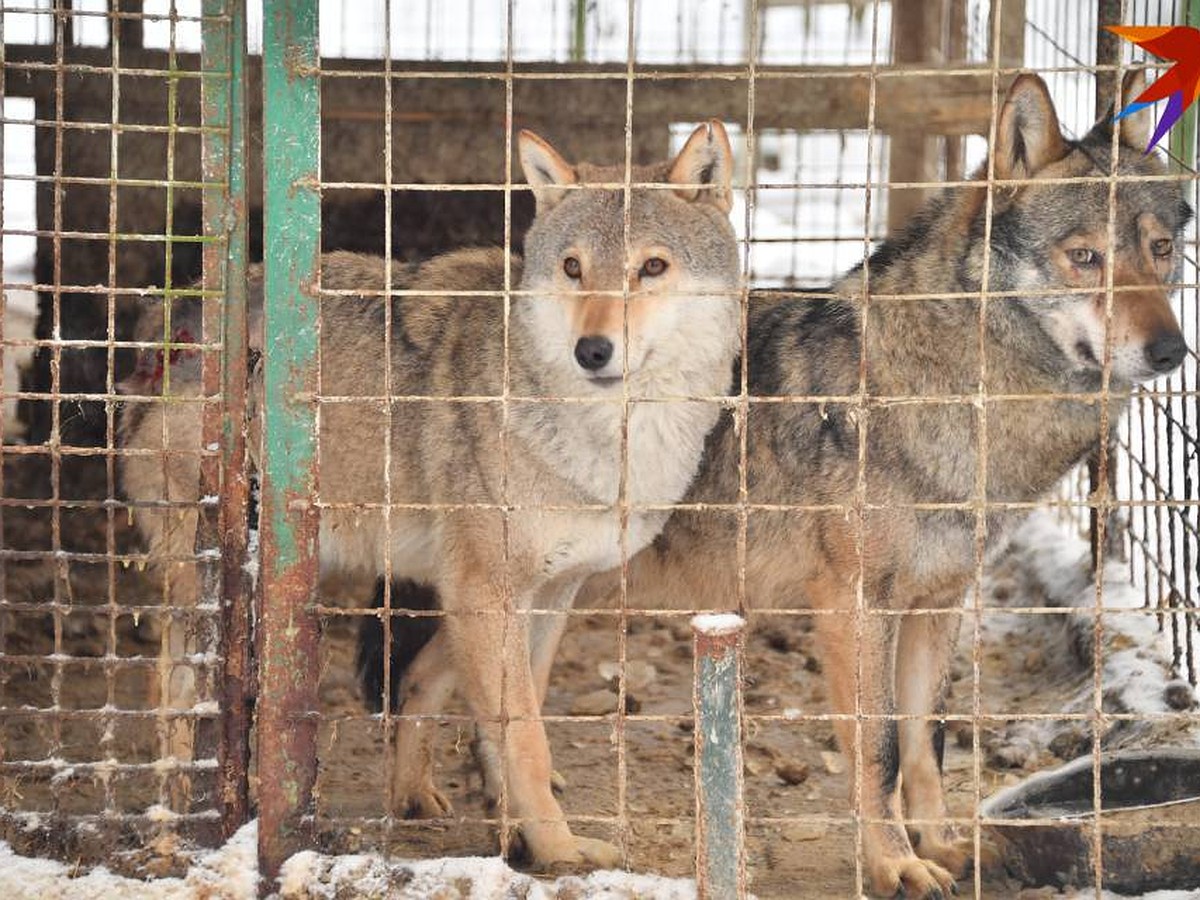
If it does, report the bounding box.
[157,530,199,812]
[440,540,620,870]
[124,411,203,811]
[529,577,583,796]
[477,576,582,808]
[897,605,970,878]
[390,627,457,818]
[810,576,956,900]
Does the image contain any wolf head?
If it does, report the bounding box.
[515,122,741,391]
[978,71,1192,385]
[118,297,205,396]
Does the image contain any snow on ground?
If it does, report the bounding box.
[279,851,698,900]
[0,820,257,900]
[3,823,1197,899]
[1003,510,1198,722]
[981,512,1199,771]
[0,820,700,900]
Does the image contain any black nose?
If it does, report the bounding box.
[574,335,614,371]
[1146,333,1188,373]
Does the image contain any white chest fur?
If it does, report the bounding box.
[509,396,720,580]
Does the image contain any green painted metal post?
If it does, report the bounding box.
[259,0,322,887]
[692,613,748,899]
[571,0,587,62]
[200,0,252,839]
[1169,0,1200,171]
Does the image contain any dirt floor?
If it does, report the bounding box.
[1,452,1198,898]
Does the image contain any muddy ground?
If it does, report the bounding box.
[1,453,1197,898]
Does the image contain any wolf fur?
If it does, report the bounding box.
[576,72,1191,897]
[363,71,1192,897]
[119,122,742,869]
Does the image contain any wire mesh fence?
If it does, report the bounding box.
[0,1,1197,898]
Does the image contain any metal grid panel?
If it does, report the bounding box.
[0,0,244,863]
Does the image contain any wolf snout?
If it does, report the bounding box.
[574,335,614,371]
[1145,332,1188,374]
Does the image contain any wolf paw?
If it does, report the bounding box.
[869,855,957,899]
[909,826,971,880]
[530,835,623,874]
[914,835,970,881]
[396,783,454,819]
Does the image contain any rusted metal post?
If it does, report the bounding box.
[258,0,321,890]
[692,613,747,900]
[201,0,252,839]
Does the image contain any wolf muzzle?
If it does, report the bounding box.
[1145,332,1188,374]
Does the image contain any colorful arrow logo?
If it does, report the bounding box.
[1106,25,1200,153]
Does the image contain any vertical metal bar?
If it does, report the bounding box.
[48,0,67,820]
[201,0,252,839]
[1174,0,1200,687]
[110,0,142,50]
[156,0,185,808]
[692,613,746,900]
[571,0,587,62]
[102,0,123,821]
[1169,0,1199,170]
[1090,0,1126,573]
[258,0,321,887]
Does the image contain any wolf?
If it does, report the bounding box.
[364,71,1191,896]
[578,71,1190,898]
[119,121,742,869]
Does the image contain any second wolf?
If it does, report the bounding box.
[120,122,741,868]
[600,72,1189,898]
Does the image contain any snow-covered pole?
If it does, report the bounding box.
[692,613,748,899]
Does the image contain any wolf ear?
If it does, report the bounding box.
[994,75,1068,182]
[518,130,577,212]
[1116,68,1153,150]
[668,120,734,214]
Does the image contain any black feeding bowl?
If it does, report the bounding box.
[980,749,1200,894]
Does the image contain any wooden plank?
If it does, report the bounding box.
[887,0,947,233]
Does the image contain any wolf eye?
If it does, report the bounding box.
[1068,248,1100,267]
[563,256,582,279]
[640,257,669,278]
[1151,238,1174,258]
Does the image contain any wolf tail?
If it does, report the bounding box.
[356,579,441,712]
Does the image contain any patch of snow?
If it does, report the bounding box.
[0,823,701,900]
[982,512,1200,766]
[277,851,701,900]
[690,613,745,636]
[0,820,257,900]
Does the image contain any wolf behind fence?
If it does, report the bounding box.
[360,68,1192,897]
[569,70,1190,898]
[118,121,742,869]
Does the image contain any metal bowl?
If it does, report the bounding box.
[980,748,1200,893]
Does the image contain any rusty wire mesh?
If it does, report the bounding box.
[0,1,1197,898]
[0,0,240,868]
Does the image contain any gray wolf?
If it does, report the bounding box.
[371,69,1192,895]
[119,122,742,869]
[583,71,1190,898]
